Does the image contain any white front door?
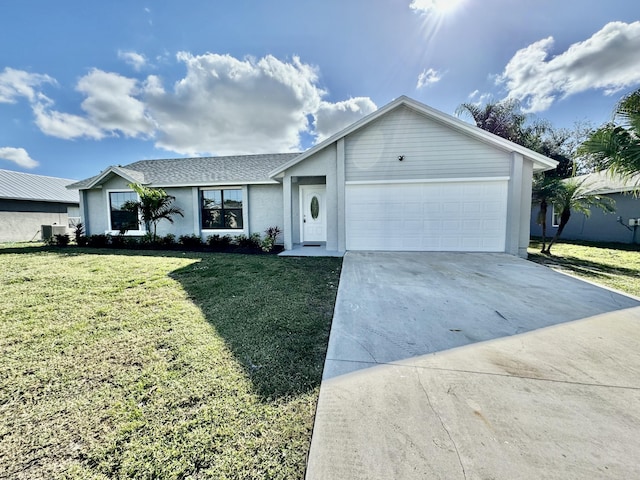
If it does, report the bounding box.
[301,185,326,243]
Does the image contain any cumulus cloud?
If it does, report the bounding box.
[313,97,378,142]
[416,68,443,89]
[498,21,640,112]
[32,69,154,140]
[77,69,155,137]
[145,52,325,155]
[118,50,148,71]
[0,147,38,168]
[32,100,105,140]
[1,53,376,156]
[0,67,55,103]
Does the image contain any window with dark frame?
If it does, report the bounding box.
[201,189,243,229]
[109,191,139,231]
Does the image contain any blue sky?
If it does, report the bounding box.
[1,0,639,180]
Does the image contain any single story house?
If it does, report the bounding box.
[69,96,557,257]
[531,171,640,244]
[0,169,80,243]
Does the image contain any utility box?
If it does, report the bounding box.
[41,224,68,241]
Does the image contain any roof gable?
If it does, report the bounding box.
[270,96,558,177]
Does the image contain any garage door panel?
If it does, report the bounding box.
[346,181,507,252]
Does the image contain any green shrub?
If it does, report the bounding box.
[160,233,177,247]
[87,234,110,248]
[74,223,87,247]
[262,226,282,252]
[235,233,261,249]
[110,234,127,248]
[55,234,70,247]
[206,234,232,251]
[179,234,203,248]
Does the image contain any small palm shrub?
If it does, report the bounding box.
[179,234,203,248]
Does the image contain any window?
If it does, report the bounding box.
[201,189,243,229]
[552,205,561,227]
[109,191,139,231]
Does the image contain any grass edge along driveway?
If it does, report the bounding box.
[528,240,640,298]
[0,247,341,480]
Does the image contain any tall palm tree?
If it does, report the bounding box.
[543,179,615,254]
[123,183,184,241]
[579,89,640,182]
[456,99,529,144]
[532,175,561,253]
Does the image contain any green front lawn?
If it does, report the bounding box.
[0,247,341,479]
[528,240,640,297]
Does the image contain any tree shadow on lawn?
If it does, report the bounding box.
[528,251,640,282]
[1,246,342,400]
[169,253,342,401]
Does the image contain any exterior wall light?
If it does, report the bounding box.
[398,155,404,161]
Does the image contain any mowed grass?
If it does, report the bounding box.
[0,247,341,479]
[528,240,640,297]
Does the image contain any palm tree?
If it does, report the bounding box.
[543,179,615,254]
[456,99,529,144]
[532,175,561,253]
[579,89,640,183]
[123,183,184,241]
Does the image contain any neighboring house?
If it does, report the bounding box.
[0,169,80,243]
[69,96,557,257]
[531,171,640,244]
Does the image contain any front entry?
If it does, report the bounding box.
[300,185,326,243]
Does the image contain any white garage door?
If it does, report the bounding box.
[346,180,508,252]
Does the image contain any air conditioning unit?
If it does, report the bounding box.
[41,224,68,240]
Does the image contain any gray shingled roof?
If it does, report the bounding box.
[68,153,301,189]
[0,169,79,203]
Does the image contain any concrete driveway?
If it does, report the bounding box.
[306,252,640,480]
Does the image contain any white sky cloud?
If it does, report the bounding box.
[118,50,148,71]
[0,147,38,168]
[498,21,640,112]
[77,69,155,137]
[416,68,443,89]
[33,100,105,140]
[32,69,154,141]
[1,53,376,156]
[313,98,377,142]
[0,68,54,103]
[143,52,375,155]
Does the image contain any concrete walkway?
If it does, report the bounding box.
[306,252,640,480]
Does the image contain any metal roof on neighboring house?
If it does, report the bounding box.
[68,153,301,190]
[0,169,79,204]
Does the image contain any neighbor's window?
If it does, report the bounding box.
[201,189,243,229]
[109,191,139,231]
[552,205,561,227]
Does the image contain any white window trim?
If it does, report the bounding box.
[105,189,146,236]
[551,205,560,227]
[199,185,249,236]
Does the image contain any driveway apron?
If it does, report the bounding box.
[306,251,640,480]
